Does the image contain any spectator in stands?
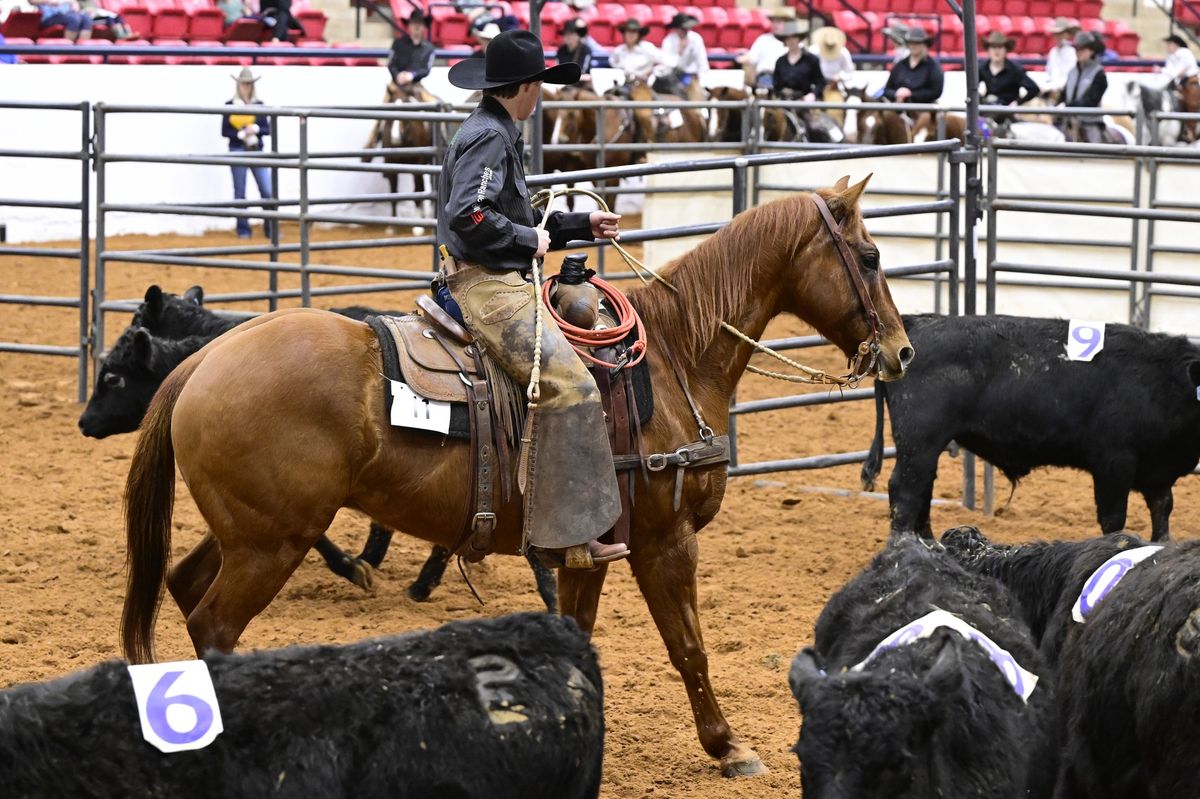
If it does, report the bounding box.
[388,10,435,87]
[979,31,1039,106]
[30,0,92,43]
[80,0,131,39]
[222,68,274,239]
[217,0,246,26]
[658,12,707,97]
[561,0,605,53]
[1161,33,1198,85]
[737,6,791,93]
[610,18,661,85]
[881,21,910,64]
[556,18,593,85]
[772,20,823,101]
[469,21,499,58]
[814,26,854,87]
[883,27,943,105]
[259,0,303,42]
[1043,16,1079,99]
[1060,30,1107,143]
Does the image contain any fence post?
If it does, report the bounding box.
[732,158,748,216]
[1144,130,1159,329]
[299,113,311,307]
[78,101,91,402]
[947,156,960,316]
[268,111,280,311]
[92,104,107,382]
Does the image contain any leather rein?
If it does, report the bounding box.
[810,192,885,382]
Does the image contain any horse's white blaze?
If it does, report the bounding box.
[551,114,563,146]
[913,127,928,143]
[708,106,720,140]
[390,120,402,144]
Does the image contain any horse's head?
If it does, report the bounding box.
[787,176,913,381]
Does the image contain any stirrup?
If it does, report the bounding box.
[532,540,630,571]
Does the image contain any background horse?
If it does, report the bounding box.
[120,177,913,776]
[624,78,707,145]
[362,82,437,228]
[912,111,966,143]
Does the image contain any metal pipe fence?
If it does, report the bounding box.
[0,101,91,401]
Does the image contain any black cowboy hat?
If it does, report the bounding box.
[666,12,698,30]
[448,29,581,90]
[1165,33,1189,48]
[904,26,930,45]
[1073,30,1104,53]
[406,9,430,25]
[981,30,1016,50]
[561,17,587,36]
[620,18,649,36]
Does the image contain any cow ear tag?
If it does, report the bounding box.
[127,660,224,753]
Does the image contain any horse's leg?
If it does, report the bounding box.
[167,532,221,620]
[557,562,608,633]
[358,521,394,568]
[406,545,452,601]
[630,523,766,777]
[312,534,375,592]
[528,551,558,612]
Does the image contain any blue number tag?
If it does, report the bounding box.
[127,660,224,753]
[1072,546,1163,623]
[1066,320,1106,362]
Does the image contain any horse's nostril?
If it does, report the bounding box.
[899,346,915,367]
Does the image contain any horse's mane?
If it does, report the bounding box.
[630,192,828,369]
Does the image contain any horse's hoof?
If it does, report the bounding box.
[350,560,375,593]
[412,226,426,236]
[406,582,433,602]
[720,753,768,778]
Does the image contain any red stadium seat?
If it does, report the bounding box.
[224,16,268,41]
[150,2,190,39]
[297,38,341,65]
[222,40,258,63]
[22,37,71,63]
[1005,0,1028,14]
[717,6,750,49]
[910,0,937,12]
[259,39,299,64]
[1025,0,1052,16]
[695,6,726,45]
[295,9,327,41]
[1051,0,1078,18]
[177,0,224,40]
[589,4,623,46]
[115,2,154,38]
[334,41,380,65]
[430,6,469,46]
[1117,30,1139,56]
[1,10,45,39]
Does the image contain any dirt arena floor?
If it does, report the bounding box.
[2,222,1199,797]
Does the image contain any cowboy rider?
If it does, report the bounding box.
[387,9,435,87]
[882,27,944,107]
[437,30,630,570]
[609,18,663,88]
[979,30,1039,128]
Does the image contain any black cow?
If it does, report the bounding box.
[862,314,1200,540]
[941,526,1200,799]
[789,535,1056,799]
[78,286,556,608]
[0,612,604,799]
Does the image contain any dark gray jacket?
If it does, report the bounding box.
[437,96,592,270]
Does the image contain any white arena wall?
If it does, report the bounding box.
[2,63,1196,335]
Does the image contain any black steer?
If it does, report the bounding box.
[78,286,556,608]
[0,613,603,799]
[942,526,1200,799]
[789,535,1056,799]
[862,314,1200,540]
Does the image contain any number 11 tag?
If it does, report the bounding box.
[1066,320,1106,362]
[127,660,224,753]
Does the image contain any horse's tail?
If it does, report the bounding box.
[860,380,888,491]
[121,353,203,664]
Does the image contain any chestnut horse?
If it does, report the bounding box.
[361,82,437,223]
[121,177,913,776]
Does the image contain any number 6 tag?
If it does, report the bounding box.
[127,660,224,753]
[1066,320,1106,362]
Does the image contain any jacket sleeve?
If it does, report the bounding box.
[387,38,402,79]
[221,113,237,143]
[910,61,944,103]
[545,211,593,249]
[1081,69,1107,107]
[579,44,593,74]
[256,106,271,139]
[808,54,825,95]
[882,66,900,100]
[446,130,540,259]
[411,42,434,82]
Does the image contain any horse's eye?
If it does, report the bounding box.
[861,251,880,272]
[103,372,125,389]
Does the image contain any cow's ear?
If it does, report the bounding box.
[143,285,164,322]
[133,328,153,365]
[789,647,825,704]
[925,638,963,695]
[184,286,205,306]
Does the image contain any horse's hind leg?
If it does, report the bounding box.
[313,534,375,592]
[184,534,320,656]
[631,523,765,777]
[168,532,221,620]
[407,545,452,601]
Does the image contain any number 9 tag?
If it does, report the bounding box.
[1066,320,1106,362]
[127,660,224,753]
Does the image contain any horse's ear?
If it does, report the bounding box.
[840,173,872,207]
[832,175,850,191]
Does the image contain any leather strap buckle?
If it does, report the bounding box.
[647,453,669,472]
[471,512,496,533]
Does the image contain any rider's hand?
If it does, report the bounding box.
[895,87,913,101]
[534,228,552,258]
[803,92,816,102]
[590,211,621,240]
[398,71,413,85]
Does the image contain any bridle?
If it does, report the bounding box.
[811,192,884,379]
